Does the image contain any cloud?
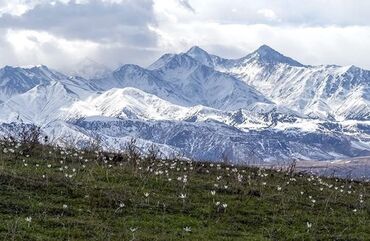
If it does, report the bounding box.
[177,0,194,13]
[182,0,370,26]
[0,0,158,45]
[0,0,370,71]
[257,9,280,22]
[0,0,33,16]
[0,0,163,70]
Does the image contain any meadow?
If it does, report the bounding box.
[0,139,369,241]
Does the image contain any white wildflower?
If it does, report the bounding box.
[183,226,191,232]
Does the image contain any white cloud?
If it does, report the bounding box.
[5,29,99,69]
[0,0,34,16]
[257,9,280,22]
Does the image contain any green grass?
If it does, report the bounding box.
[0,142,369,240]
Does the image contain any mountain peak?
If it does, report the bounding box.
[255,45,278,55]
[78,57,100,65]
[186,46,217,67]
[246,45,304,67]
[186,46,209,55]
[28,65,53,73]
[1,65,17,71]
[116,64,146,73]
[161,53,199,70]
[148,52,199,71]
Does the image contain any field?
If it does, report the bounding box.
[0,141,369,241]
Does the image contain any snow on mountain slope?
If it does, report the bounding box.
[149,52,272,110]
[59,76,101,99]
[0,65,99,102]
[189,45,370,121]
[64,87,189,120]
[68,116,370,163]
[63,86,314,134]
[0,65,66,102]
[63,87,237,125]
[186,45,303,70]
[236,45,304,68]
[44,118,183,156]
[229,63,370,120]
[92,64,193,105]
[0,81,86,125]
[185,46,230,69]
[90,54,272,111]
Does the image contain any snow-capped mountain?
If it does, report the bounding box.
[64,87,189,121]
[0,45,369,164]
[0,82,78,125]
[0,65,66,102]
[148,53,272,110]
[192,45,370,121]
[92,54,271,110]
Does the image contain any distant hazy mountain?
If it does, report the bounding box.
[71,58,112,80]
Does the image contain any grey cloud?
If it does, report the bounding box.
[0,0,158,46]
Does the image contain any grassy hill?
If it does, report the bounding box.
[0,140,369,241]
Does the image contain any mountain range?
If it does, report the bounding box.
[0,45,369,164]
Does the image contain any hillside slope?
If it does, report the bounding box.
[0,141,369,240]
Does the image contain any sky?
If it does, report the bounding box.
[0,0,369,71]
